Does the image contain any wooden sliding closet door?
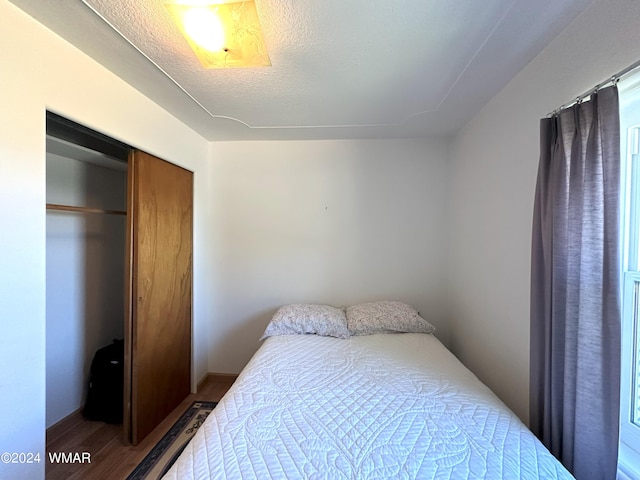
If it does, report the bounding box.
[125,150,193,444]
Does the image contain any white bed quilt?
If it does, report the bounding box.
[164,334,573,479]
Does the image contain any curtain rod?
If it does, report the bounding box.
[548,58,640,117]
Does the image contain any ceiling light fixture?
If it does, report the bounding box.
[165,1,271,69]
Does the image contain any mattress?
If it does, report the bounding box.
[164,333,573,479]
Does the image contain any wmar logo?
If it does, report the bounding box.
[48,452,91,464]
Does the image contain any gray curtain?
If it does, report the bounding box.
[530,85,621,480]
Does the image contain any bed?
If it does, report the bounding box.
[164,303,573,479]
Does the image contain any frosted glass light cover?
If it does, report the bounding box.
[165,1,271,68]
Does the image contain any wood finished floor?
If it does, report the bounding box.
[46,377,234,480]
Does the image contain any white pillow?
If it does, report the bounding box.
[261,304,350,340]
[346,301,435,336]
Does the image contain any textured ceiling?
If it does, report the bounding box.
[9,0,592,141]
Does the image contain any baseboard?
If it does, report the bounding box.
[197,372,239,392]
[46,405,85,440]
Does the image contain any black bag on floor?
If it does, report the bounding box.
[84,339,124,424]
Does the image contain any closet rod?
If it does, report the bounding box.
[46,203,126,216]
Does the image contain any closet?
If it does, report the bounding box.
[45,112,193,445]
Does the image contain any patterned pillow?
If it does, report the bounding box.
[346,301,435,336]
[261,304,350,340]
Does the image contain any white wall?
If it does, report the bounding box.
[448,0,640,422]
[46,154,126,428]
[0,2,211,478]
[209,138,450,373]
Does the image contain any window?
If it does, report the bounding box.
[619,74,640,477]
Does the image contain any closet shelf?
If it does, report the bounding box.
[46,203,126,216]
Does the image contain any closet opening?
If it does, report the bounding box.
[45,112,129,434]
[45,111,194,449]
